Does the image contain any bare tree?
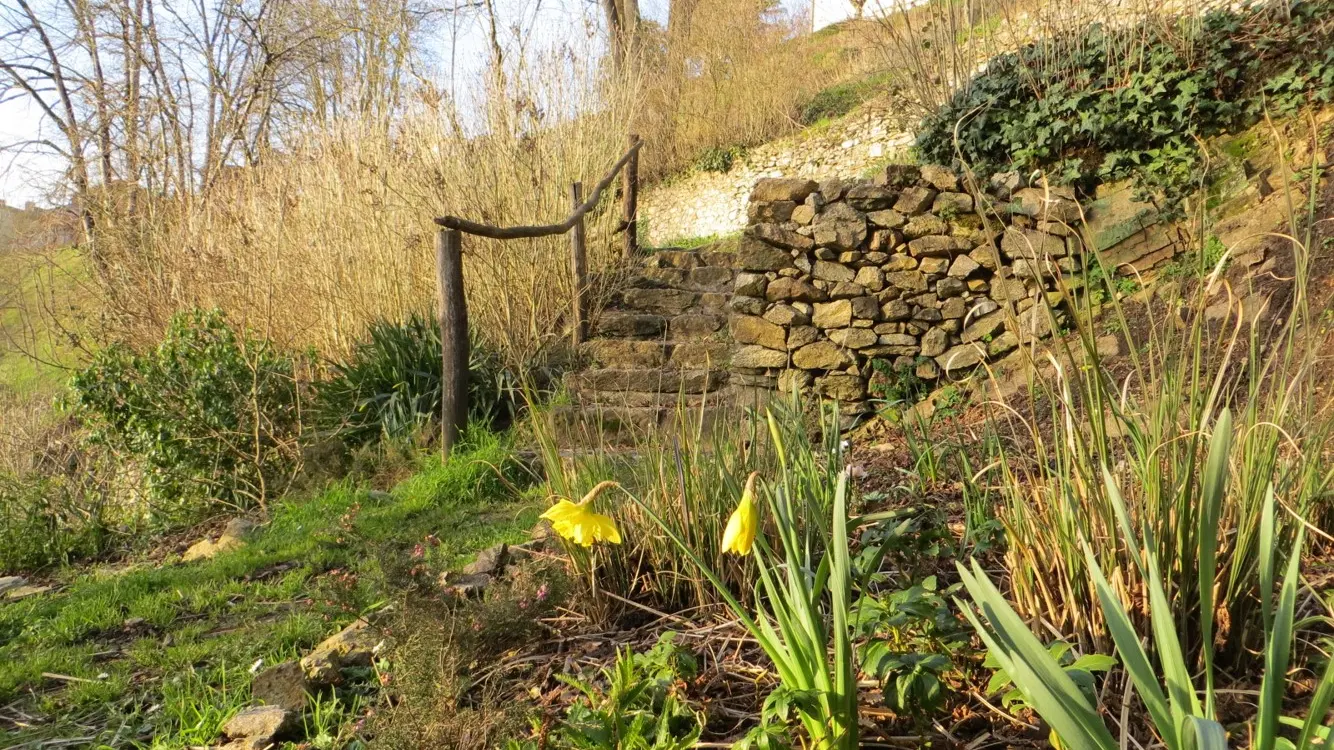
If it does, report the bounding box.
[1,0,429,210]
[1,0,95,239]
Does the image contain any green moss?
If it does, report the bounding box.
[1218,129,1262,160]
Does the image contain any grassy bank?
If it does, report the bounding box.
[0,433,538,748]
[0,246,89,398]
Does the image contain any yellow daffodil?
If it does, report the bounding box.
[541,481,622,547]
[721,472,760,556]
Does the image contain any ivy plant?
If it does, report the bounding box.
[916,1,1334,213]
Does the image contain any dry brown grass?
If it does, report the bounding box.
[633,1,876,180]
[87,2,879,369]
[93,60,634,369]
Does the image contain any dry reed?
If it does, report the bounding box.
[87,2,874,368]
[93,52,636,370]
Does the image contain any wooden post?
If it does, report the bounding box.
[436,228,468,458]
[569,181,588,348]
[622,133,640,260]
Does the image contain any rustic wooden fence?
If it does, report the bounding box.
[430,135,642,456]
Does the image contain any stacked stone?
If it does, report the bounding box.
[560,244,745,442]
[728,165,1083,416]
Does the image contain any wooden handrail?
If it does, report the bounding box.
[433,138,644,239]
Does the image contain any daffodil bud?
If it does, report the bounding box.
[721,472,760,556]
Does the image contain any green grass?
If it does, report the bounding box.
[0,431,539,748]
[658,231,741,251]
[798,71,894,126]
[0,246,89,397]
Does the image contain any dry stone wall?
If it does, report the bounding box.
[568,161,1180,435]
[726,164,1086,417]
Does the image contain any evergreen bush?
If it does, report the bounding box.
[916,2,1334,210]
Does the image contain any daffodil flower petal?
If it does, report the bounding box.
[541,485,622,547]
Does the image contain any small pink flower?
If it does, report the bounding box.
[536,584,549,601]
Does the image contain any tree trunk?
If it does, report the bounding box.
[601,0,625,70]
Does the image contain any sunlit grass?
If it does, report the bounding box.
[0,432,538,746]
[0,246,91,397]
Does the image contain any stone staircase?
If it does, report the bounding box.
[557,243,758,442]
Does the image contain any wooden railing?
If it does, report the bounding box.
[430,135,642,456]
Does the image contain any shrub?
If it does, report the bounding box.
[313,313,518,447]
[0,472,110,572]
[71,309,302,519]
[916,2,1334,209]
[691,144,748,174]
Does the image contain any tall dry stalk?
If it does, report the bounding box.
[973,127,1332,662]
[93,51,636,371]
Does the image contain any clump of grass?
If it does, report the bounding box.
[658,232,740,251]
[976,127,1332,662]
[530,397,843,615]
[798,70,895,126]
[960,432,1334,749]
[313,313,519,447]
[1159,234,1230,281]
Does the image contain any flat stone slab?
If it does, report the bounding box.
[222,705,296,746]
[300,619,378,685]
[250,662,310,713]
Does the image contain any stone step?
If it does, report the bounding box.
[642,246,737,272]
[610,287,718,315]
[547,404,729,446]
[629,265,736,293]
[568,384,775,412]
[594,312,665,338]
[593,312,728,342]
[581,339,733,370]
[564,368,729,397]
[568,390,716,410]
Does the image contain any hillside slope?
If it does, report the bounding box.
[640,94,914,245]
